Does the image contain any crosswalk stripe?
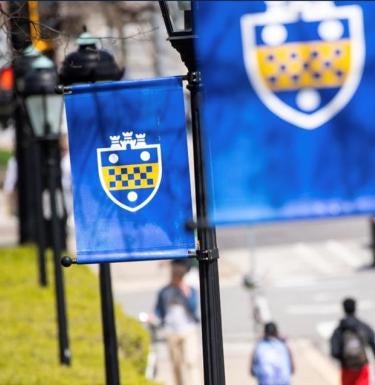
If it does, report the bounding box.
[316,321,337,340]
[294,243,337,275]
[286,303,340,315]
[324,240,362,268]
[287,300,373,316]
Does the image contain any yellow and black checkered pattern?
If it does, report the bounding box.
[256,40,350,91]
[102,163,159,191]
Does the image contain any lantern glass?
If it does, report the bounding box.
[25,94,64,138]
[163,1,192,33]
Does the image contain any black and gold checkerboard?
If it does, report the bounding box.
[256,40,350,91]
[102,163,159,191]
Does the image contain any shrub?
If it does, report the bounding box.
[0,246,160,385]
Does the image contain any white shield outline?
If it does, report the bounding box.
[97,144,162,212]
[240,4,365,130]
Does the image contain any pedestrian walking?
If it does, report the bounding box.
[154,259,201,385]
[330,297,375,385]
[250,322,294,385]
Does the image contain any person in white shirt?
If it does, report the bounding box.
[154,259,201,385]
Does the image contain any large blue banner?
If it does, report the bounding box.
[194,1,375,225]
[64,77,195,263]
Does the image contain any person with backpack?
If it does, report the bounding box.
[330,297,375,385]
[154,259,201,385]
[251,322,294,385]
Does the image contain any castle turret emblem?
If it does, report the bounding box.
[97,131,162,212]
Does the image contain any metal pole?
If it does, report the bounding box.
[13,101,35,243]
[370,217,375,267]
[99,263,120,385]
[33,140,48,286]
[187,70,226,385]
[9,0,36,243]
[45,139,71,365]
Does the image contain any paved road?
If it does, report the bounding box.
[221,240,375,343]
[216,215,370,248]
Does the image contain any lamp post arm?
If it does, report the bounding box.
[159,1,174,36]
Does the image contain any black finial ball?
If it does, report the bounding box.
[61,256,73,268]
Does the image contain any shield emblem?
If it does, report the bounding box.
[241,2,365,130]
[97,132,162,212]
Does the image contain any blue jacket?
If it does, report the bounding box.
[251,337,293,385]
[155,285,199,324]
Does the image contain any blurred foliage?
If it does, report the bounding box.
[0,148,11,167]
[0,246,160,385]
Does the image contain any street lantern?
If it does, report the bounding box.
[60,31,123,85]
[59,29,123,385]
[159,2,226,385]
[23,55,63,139]
[22,51,71,366]
[159,1,192,34]
[159,1,196,71]
[14,45,41,82]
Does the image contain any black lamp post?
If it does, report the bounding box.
[22,53,71,366]
[60,30,123,385]
[159,3,226,385]
[370,217,375,267]
[14,46,48,287]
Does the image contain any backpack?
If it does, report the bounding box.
[252,339,291,385]
[341,329,368,368]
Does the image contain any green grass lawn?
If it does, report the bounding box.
[0,148,11,168]
[0,246,159,385]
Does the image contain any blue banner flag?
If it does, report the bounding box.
[194,1,375,225]
[64,77,195,263]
